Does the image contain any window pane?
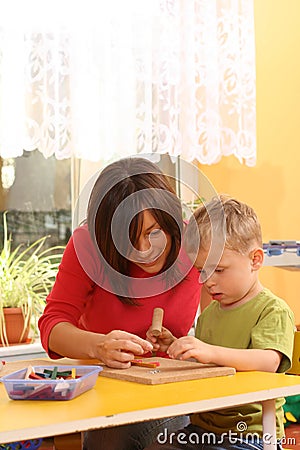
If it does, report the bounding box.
[0,150,71,249]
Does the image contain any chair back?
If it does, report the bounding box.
[287,330,300,375]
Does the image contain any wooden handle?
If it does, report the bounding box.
[151,307,164,337]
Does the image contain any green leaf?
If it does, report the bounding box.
[0,212,65,345]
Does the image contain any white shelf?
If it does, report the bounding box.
[263,252,300,270]
[0,339,47,361]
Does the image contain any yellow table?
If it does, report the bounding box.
[1,366,300,449]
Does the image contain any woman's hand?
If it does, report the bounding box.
[95,330,153,369]
[49,323,154,369]
[146,326,177,353]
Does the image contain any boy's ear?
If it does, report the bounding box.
[250,247,264,270]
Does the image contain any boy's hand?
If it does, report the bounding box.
[167,336,213,364]
[146,326,177,353]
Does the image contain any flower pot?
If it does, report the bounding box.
[0,307,30,346]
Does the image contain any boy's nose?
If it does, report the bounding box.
[204,273,216,287]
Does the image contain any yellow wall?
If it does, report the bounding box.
[200,0,300,323]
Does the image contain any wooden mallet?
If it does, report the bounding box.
[151,307,164,337]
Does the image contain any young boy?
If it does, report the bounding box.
[146,194,295,450]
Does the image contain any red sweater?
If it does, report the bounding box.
[39,225,201,359]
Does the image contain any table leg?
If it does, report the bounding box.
[262,399,277,450]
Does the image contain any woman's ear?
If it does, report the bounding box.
[250,247,264,270]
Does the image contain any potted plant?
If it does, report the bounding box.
[0,212,65,346]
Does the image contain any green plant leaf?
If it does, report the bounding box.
[0,212,65,345]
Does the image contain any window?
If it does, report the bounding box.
[0,151,71,249]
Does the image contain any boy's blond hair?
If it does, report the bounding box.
[186,194,262,256]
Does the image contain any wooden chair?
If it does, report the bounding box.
[287,330,300,375]
[54,432,82,450]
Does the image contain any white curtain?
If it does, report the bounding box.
[0,0,256,166]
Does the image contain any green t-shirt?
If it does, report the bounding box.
[191,288,295,438]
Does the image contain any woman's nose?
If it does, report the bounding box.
[136,237,151,253]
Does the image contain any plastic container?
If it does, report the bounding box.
[0,365,102,400]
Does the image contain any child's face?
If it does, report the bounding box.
[195,247,262,309]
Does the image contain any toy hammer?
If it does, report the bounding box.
[151,307,164,337]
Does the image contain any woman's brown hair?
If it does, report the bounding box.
[87,157,183,304]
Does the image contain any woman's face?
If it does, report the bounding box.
[129,210,171,274]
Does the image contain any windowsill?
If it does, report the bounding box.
[0,339,47,361]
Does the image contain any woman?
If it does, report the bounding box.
[38,156,201,449]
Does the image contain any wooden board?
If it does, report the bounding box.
[100,357,236,385]
[0,357,235,385]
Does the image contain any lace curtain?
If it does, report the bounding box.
[0,0,256,166]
